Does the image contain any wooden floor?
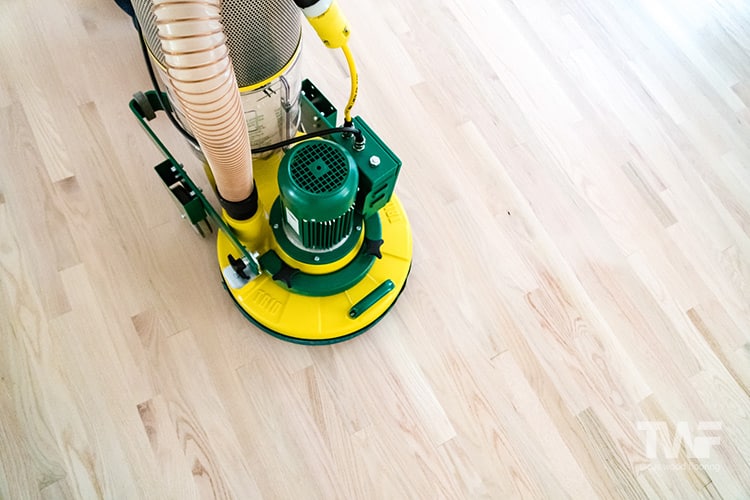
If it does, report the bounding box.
[2,0,750,498]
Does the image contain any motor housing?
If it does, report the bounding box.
[278,140,359,251]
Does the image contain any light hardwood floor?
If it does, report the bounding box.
[2,0,750,498]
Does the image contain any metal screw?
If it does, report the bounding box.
[369,155,381,168]
[356,225,361,231]
[314,256,320,262]
[273,223,279,229]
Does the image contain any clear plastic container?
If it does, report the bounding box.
[241,50,302,156]
[154,48,302,158]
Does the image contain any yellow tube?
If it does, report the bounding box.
[341,44,358,123]
[152,0,253,204]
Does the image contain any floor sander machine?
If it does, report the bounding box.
[127,0,412,344]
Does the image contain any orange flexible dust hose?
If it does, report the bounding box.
[152,0,253,204]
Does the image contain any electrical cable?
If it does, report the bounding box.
[341,44,359,124]
[252,126,360,153]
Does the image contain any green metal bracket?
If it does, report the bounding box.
[154,159,211,236]
[129,90,259,276]
[300,79,338,131]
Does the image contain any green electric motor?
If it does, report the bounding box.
[277,139,359,250]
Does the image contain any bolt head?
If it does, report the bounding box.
[369,155,381,167]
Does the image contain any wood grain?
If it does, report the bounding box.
[2,0,749,497]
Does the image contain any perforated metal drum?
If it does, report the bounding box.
[132,0,303,149]
[132,0,301,88]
